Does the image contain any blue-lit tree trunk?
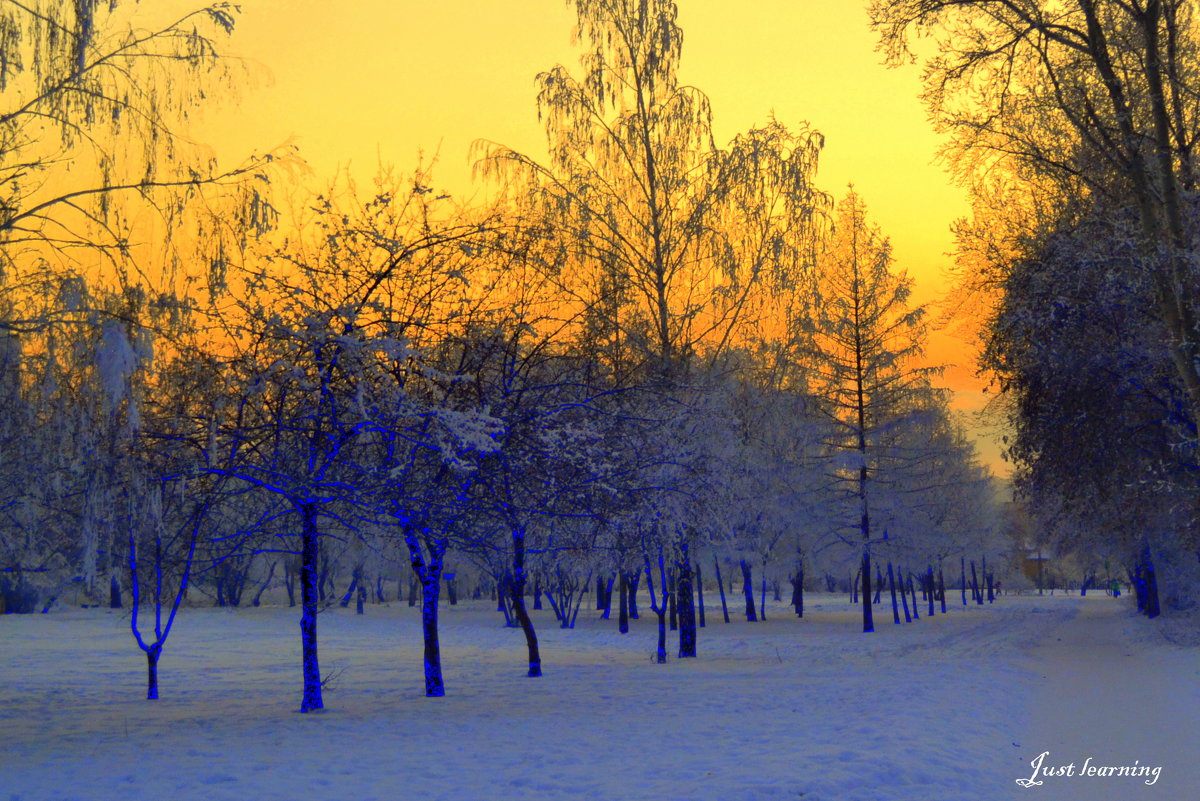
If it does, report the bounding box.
[909,573,919,620]
[714,557,730,623]
[926,566,935,617]
[627,570,640,619]
[898,565,911,622]
[739,559,757,622]
[938,568,946,613]
[961,556,967,605]
[887,562,900,624]
[644,546,670,664]
[695,561,706,627]
[402,524,448,697]
[676,540,696,658]
[510,525,542,677]
[128,499,203,701]
[618,571,629,633]
[861,550,874,633]
[420,572,444,696]
[298,503,324,712]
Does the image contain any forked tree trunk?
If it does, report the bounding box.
[899,565,911,623]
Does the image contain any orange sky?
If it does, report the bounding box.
[194,0,1008,475]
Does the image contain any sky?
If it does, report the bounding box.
[194,0,1007,474]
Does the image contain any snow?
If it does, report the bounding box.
[1,594,1195,800]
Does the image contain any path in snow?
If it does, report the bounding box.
[1019,597,1200,799]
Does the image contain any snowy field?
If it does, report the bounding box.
[2,593,1196,801]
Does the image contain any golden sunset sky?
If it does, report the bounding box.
[195,0,1007,473]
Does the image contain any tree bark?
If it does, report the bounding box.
[146,646,161,701]
[676,545,696,658]
[908,573,919,621]
[618,571,629,634]
[420,574,444,696]
[714,557,730,623]
[298,504,324,712]
[861,550,874,633]
[739,559,757,622]
[888,562,900,624]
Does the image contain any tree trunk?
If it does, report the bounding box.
[420,574,444,696]
[899,565,911,623]
[339,570,359,608]
[926,566,935,617]
[796,566,804,618]
[861,550,874,633]
[145,646,161,701]
[971,560,982,605]
[909,573,919,620]
[628,571,640,619]
[510,526,542,677]
[298,504,323,713]
[961,556,967,606]
[284,561,295,608]
[888,562,900,624]
[938,568,947,614]
[873,566,883,604]
[109,574,122,609]
[1143,550,1161,619]
[618,572,629,634]
[714,558,730,623]
[760,570,768,622]
[676,546,696,658]
[602,575,614,619]
[695,562,706,628]
[668,570,678,631]
[532,573,542,611]
[408,575,418,607]
[739,559,757,622]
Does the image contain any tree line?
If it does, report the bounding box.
[871,0,1200,616]
[0,0,1004,709]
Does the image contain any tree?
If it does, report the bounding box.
[805,191,935,633]
[0,1,270,289]
[870,0,1200,455]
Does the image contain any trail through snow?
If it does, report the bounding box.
[1020,598,1200,799]
[0,593,1194,800]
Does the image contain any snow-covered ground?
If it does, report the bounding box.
[1,592,1194,800]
